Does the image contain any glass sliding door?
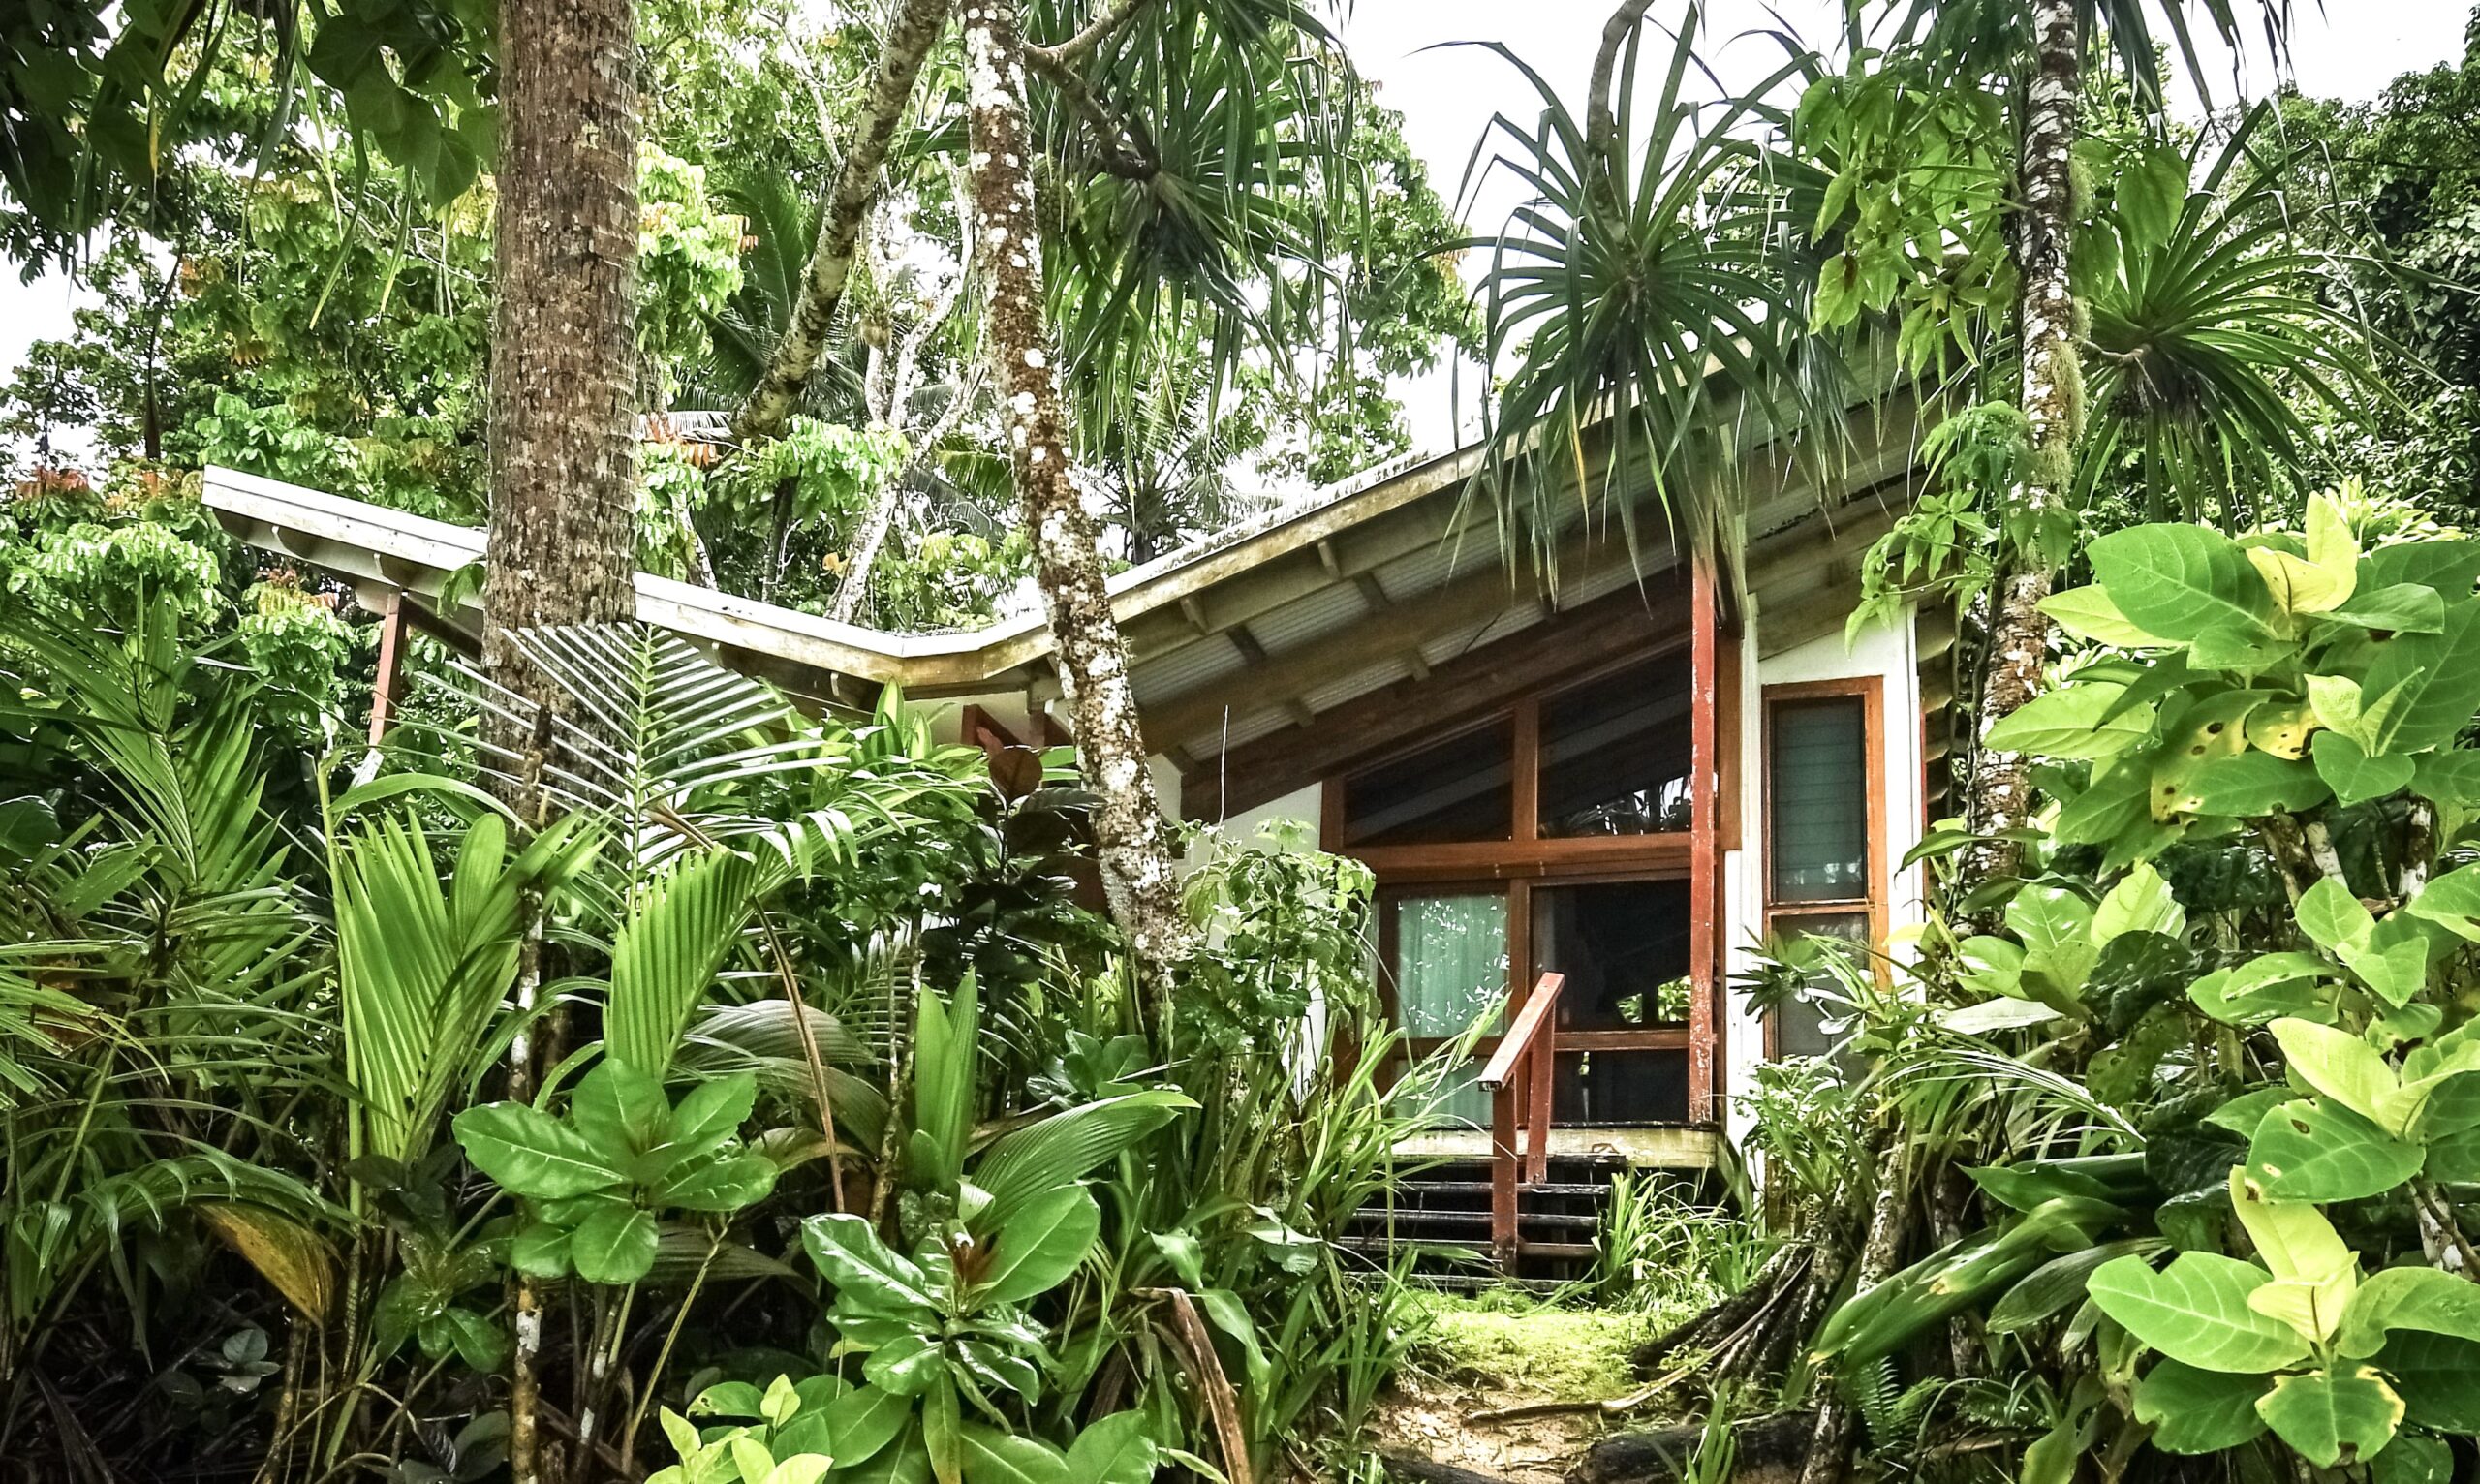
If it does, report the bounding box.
[1531,879,1693,1124]
[1382,890,1508,1126]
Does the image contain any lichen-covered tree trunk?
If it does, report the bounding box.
[482,0,642,679]
[1963,0,2081,887]
[482,0,641,1476]
[731,0,951,443]
[960,0,1193,984]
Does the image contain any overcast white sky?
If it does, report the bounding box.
[3,1,2471,463]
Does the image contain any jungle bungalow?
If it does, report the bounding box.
[204,386,1946,1273]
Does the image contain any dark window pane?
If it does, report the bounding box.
[1343,720,1514,847]
[1770,697,1870,902]
[1553,1049,1689,1125]
[1538,656,1695,837]
[1773,912,1869,1062]
[1532,881,1693,1030]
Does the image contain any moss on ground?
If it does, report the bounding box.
[1402,1287,1661,1402]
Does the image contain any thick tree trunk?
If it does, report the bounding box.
[483,0,640,1478]
[961,0,1193,984]
[731,0,951,443]
[483,0,642,681]
[1962,0,2081,887]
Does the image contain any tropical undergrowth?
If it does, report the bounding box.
[0,534,1452,1481]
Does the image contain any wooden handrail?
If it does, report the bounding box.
[1481,973,1564,1266]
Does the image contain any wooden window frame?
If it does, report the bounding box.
[1335,567,1727,1126]
[1758,675,1889,1059]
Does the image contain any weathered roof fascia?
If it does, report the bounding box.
[202,441,1477,691]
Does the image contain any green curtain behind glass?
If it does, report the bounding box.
[1395,894,1507,1126]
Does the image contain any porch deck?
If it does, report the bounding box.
[1390,1124,1720,1171]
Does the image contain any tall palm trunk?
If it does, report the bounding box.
[1963,0,2082,887]
[482,0,640,1477]
[960,0,1192,986]
[732,0,952,442]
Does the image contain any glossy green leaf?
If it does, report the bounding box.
[2248,1098,2423,1203]
[452,1101,625,1199]
[657,1151,779,1213]
[2312,731,2415,807]
[801,1214,939,1314]
[2089,525,2280,647]
[2324,583,2446,634]
[2183,752,2331,816]
[2374,1331,2480,1431]
[2297,879,2376,956]
[2360,602,2480,753]
[2270,1018,2398,1129]
[2133,1361,2270,1454]
[820,1384,912,1468]
[2412,751,2480,803]
[2039,584,2159,646]
[2255,1365,2403,1469]
[572,1060,670,1163]
[2087,1252,2310,1373]
[957,1423,1069,1484]
[2339,1265,2480,1357]
[571,1204,658,1284]
[974,1185,1099,1305]
[1984,683,2156,759]
[2372,1432,2454,1484]
[1064,1412,1159,1484]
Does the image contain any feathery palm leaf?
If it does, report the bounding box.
[2075,106,2391,521]
[1462,5,1833,581]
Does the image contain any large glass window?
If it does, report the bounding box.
[1342,720,1514,849]
[1531,881,1692,1030]
[1537,657,1694,837]
[1772,912,1869,1060]
[1385,892,1508,1125]
[1769,696,1870,903]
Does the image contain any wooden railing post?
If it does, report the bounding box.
[1477,973,1566,1269]
[1688,560,1719,1125]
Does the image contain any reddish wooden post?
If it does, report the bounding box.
[1479,973,1565,1269]
[367,589,409,749]
[1688,560,1719,1125]
[1489,1082,1518,1265]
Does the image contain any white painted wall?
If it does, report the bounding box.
[1720,605,1927,1146]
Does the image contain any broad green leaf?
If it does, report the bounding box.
[2338,1266,2480,1357]
[1983,683,2156,759]
[2372,1432,2453,1484]
[2325,583,2446,634]
[2312,731,2415,808]
[2133,1361,2270,1454]
[2296,880,2375,956]
[2251,546,2355,616]
[912,975,978,1195]
[2055,758,2151,846]
[2189,954,2337,1025]
[957,1424,1069,1484]
[2422,1127,2480,1182]
[2204,1087,2295,1137]
[650,1073,760,1174]
[2412,751,2480,803]
[2343,924,2433,1011]
[572,1060,671,1164]
[2039,585,2159,646]
[2248,1099,2422,1203]
[2308,672,2377,754]
[2360,601,2480,753]
[801,1214,938,1314]
[2362,540,2480,600]
[571,1205,658,1284]
[819,1384,911,1467]
[2008,887,2098,998]
[2087,1252,2310,1374]
[2255,1365,2403,1469]
[1956,935,2027,1000]
[2272,1017,2398,1129]
[658,1152,779,1213]
[2089,525,2279,646]
[2226,1167,2353,1285]
[1988,1238,2164,1334]
[2184,752,2331,816]
[974,1186,1100,1305]
[2405,863,2480,943]
[2092,863,2185,944]
[2152,691,2271,819]
[2373,1331,2480,1431]
[511,1222,574,1278]
[452,1102,625,1199]
[2245,697,2316,758]
[1064,1412,1159,1484]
